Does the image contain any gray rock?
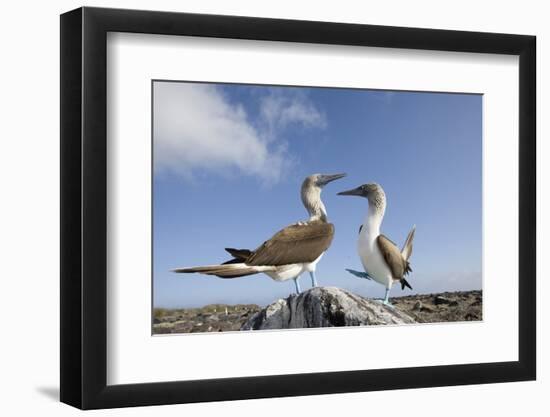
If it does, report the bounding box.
[241,287,415,330]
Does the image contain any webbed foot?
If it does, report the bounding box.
[345,268,373,280]
[372,298,394,308]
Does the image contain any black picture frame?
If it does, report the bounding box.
[60,6,536,410]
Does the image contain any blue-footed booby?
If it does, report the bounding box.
[173,173,346,294]
[338,183,415,306]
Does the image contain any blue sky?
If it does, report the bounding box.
[153,81,482,308]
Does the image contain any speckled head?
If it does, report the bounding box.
[303,173,347,189]
[301,173,346,221]
[337,183,386,211]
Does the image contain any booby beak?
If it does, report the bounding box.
[317,173,346,186]
[337,186,365,197]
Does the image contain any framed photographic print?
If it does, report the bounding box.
[60,6,536,410]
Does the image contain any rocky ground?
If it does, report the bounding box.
[389,290,482,323]
[153,304,261,334]
[153,289,482,334]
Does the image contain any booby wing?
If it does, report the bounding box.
[376,234,411,279]
[224,248,253,260]
[246,220,334,266]
[173,222,334,278]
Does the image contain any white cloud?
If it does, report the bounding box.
[153,82,325,184]
[259,90,326,139]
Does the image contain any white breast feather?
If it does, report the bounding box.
[357,230,394,288]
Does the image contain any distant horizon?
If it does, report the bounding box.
[153,288,483,309]
[153,81,482,309]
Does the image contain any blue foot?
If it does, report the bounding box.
[373,299,394,308]
[309,271,318,287]
[382,299,394,308]
[345,268,373,280]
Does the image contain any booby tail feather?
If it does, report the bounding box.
[401,225,416,261]
[401,278,413,290]
[173,262,274,278]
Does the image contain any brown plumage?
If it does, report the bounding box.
[174,264,261,278]
[224,248,253,260]
[245,220,334,266]
[376,229,415,290]
[376,235,411,280]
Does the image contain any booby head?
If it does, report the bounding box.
[306,173,347,188]
[301,173,346,221]
[338,182,386,207]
